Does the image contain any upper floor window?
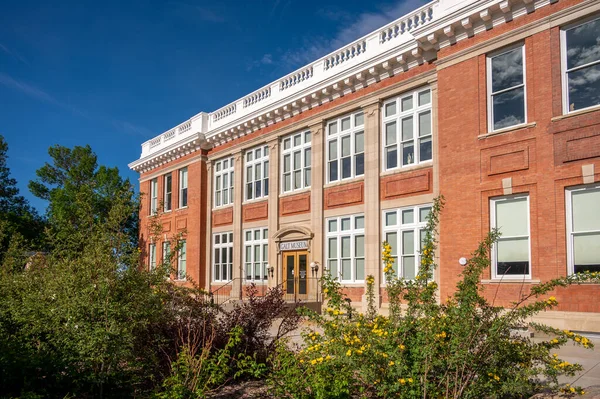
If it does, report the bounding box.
[164,173,172,212]
[150,178,158,215]
[281,131,311,193]
[245,146,269,201]
[177,240,186,280]
[487,45,526,131]
[213,232,233,282]
[326,214,365,283]
[382,88,432,171]
[327,111,364,183]
[244,228,268,282]
[561,16,600,113]
[383,205,430,280]
[566,184,600,274]
[490,195,530,279]
[214,158,234,207]
[149,243,157,271]
[179,168,188,208]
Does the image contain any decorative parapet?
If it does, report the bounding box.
[131,0,559,172]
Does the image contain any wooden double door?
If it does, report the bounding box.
[282,251,308,300]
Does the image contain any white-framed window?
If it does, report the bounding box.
[281,131,311,193]
[150,178,158,215]
[326,111,364,183]
[164,173,172,212]
[490,195,531,279]
[177,240,186,280]
[179,168,188,208]
[163,241,171,263]
[382,204,431,280]
[382,87,432,171]
[566,184,600,274]
[214,158,234,207]
[244,228,269,282]
[561,16,600,113]
[487,44,526,131]
[245,146,269,201]
[326,214,365,283]
[213,232,233,282]
[149,243,157,271]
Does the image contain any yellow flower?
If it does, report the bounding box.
[408,378,414,383]
[346,349,352,357]
[398,344,406,350]
[310,359,317,365]
[389,361,395,366]
[399,378,406,385]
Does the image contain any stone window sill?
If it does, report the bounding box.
[480,279,540,284]
[380,161,433,178]
[478,122,537,140]
[324,176,364,189]
[551,105,600,122]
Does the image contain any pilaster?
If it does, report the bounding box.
[232,151,243,299]
[309,121,325,300]
[205,161,213,291]
[267,138,280,287]
[362,100,382,311]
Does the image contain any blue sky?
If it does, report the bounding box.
[1,0,425,212]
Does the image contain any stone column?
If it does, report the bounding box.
[267,138,280,288]
[205,161,213,292]
[232,151,244,299]
[309,121,325,301]
[362,101,382,311]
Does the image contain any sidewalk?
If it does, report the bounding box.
[551,335,600,391]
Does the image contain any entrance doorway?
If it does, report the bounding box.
[283,251,308,300]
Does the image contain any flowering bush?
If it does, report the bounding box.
[269,196,599,398]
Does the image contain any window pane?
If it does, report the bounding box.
[329,260,338,278]
[402,230,414,255]
[496,197,528,236]
[342,259,352,280]
[341,157,351,179]
[402,209,414,224]
[566,18,600,70]
[491,47,523,92]
[341,117,351,131]
[293,151,301,169]
[246,231,252,241]
[355,216,364,229]
[328,219,337,232]
[497,238,529,275]
[567,64,600,112]
[386,122,397,145]
[420,137,432,162]
[420,207,431,223]
[493,87,525,130]
[385,102,396,117]
[305,132,311,143]
[329,140,338,160]
[245,246,252,262]
[341,237,351,257]
[355,153,364,176]
[341,136,351,157]
[385,211,397,226]
[418,90,431,106]
[386,232,397,255]
[305,148,311,167]
[341,218,351,231]
[355,235,364,257]
[328,122,338,136]
[574,233,600,272]
[284,174,291,191]
[304,168,311,187]
[572,188,600,231]
[355,113,364,126]
[403,256,416,279]
[283,138,291,150]
[386,147,397,169]
[356,259,365,280]
[401,117,413,141]
[264,229,269,239]
[401,96,413,111]
[329,160,338,182]
[419,111,431,137]
[294,170,301,189]
[247,152,253,162]
[328,238,337,257]
[402,142,414,165]
[355,131,364,153]
[254,230,261,240]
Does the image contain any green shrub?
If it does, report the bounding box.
[269,196,598,398]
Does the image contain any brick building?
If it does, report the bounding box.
[130,0,600,331]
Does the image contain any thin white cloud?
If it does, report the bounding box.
[0,42,29,65]
[279,0,428,70]
[0,72,62,106]
[246,53,275,71]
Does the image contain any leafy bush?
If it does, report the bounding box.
[269,196,598,399]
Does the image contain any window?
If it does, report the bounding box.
[164,173,172,212]
[177,240,186,280]
[214,158,234,207]
[382,204,431,279]
[162,241,171,264]
[244,228,269,282]
[561,16,600,113]
[487,45,526,131]
[490,195,530,279]
[179,168,188,208]
[245,146,269,201]
[327,111,364,183]
[149,243,157,271]
[326,214,365,283]
[566,184,600,274]
[382,88,432,171]
[213,232,233,282]
[150,178,158,215]
[281,131,311,193]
